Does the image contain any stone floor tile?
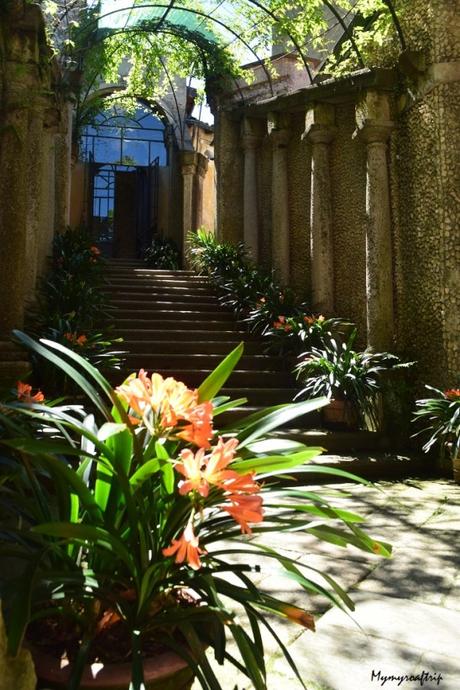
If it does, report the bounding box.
[320,594,460,657]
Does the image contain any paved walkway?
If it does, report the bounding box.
[194,478,460,690]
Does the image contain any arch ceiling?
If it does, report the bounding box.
[43,1,405,114]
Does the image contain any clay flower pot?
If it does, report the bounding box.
[322,399,358,429]
[31,645,195,690]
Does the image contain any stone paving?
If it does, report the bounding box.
[193,477,460,690]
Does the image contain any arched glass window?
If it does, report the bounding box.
[80,102,168,166]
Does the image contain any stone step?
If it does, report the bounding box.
[113,310,235,322]
[109,300,222,313]
[122,353,287,372]
[110,368,295,388]
[106,275,209,285]
[221,387,298,406]
[113,319,246,331]
[118,340,266,355]
[106,267,197,276]
[105,271,201,279]
[114,329,255,342]
[105,283,219,301]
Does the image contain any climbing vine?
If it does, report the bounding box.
[30,0,409,109]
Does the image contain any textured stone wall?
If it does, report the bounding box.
[0,1,65,341]
[390,0,460,387]
[215,110,244,244]
[330,102,368,343]
[287,111,310,297]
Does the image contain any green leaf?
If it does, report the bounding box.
[237,397,330,448]
[198,342,244,402]
[98,422,127,441]
[12,331,111,420]
[32,522,137,572]
[129,458,161,491]
[231,448,322,474]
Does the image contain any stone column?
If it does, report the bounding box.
[303,103,337,314]
[268,113,291,284]
[0,12,40,336]
[241,118,261,261]
[54,100,73,233]
[181,150,198,264]
[194,152,209,230]
[355,91,395,350]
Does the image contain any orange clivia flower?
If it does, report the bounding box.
[76,335,87,346]
[280,604,315,631]
[444,389,460,400]
[221,493,263,534]
[176,437,241,497]
[162,520,206,570]
[176,448,209,497]
[284,324,293,333]
[90,245,101,255]
[177,401,214,449]
[116,371,213,446]
[17,381,44,404]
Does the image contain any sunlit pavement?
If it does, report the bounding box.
[193,479,460,690]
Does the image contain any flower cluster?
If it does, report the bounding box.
[444,389,460,401]
[64,332,88,346]
[116,370,213,448]
[163,437,263,569]
[273,315,293,332]
[17,381,44,404]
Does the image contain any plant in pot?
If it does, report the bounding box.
[0,333,392,690]
[295,330,404,431]
[413,386,460,481]
[264,314,350,357]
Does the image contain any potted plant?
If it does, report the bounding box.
[0,333,392,690]
[295,330,404,431]
[413,386,460,480]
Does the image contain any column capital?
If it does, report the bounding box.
[303,124,337,145]
[303,102,336,144]
[354,120,395,144]
[268,112,291,147]
[354,89,395,143]
[241,116,263,151]
[269,128,290,148]
[241,133,261,151]
[180,150,198,176]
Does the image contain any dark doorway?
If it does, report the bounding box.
[81,101,167,257]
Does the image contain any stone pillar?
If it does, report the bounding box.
[355,91,395,350]
[181,150,198,264]
[241,118,261,261]
[268,113,291,284]
[194,153,209,230]
[54,100,73,233]
[303,103,337,314]
[0,10,40,336]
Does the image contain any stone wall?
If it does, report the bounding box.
[0,0,69,367]
[215,0,459,388]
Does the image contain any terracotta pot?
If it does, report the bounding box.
[453,456,460,485]
[322,399,358,429]
[31,645,195,690]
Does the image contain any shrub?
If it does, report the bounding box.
[0,333,392,690]
[413,386,460,463]
[144,236,181,269]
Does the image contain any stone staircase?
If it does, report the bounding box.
[102,259,431,480]
[104,258,309,427]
